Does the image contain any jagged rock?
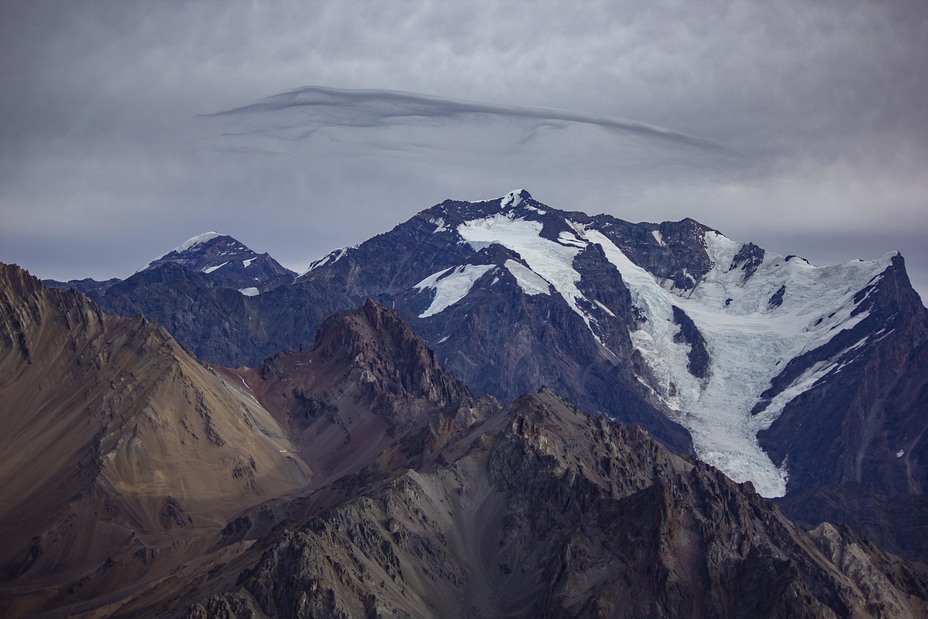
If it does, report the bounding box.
[4,272,928,618]
[729,242,766,280]
[180,389,928,618]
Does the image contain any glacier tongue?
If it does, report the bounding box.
[589,227,892,497]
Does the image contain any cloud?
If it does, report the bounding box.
[207,85,722,151]
[0,0,925,297]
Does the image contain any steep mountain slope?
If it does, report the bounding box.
[759,256,928,559]
[180,389,928,618]
[298,191,923,497]
[0,263,310,616]
[295,190,928,562]
[45,232,298,343]
[62,260,343,373]
[235,299,486,488]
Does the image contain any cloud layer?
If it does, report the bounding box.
[1,0,926,295]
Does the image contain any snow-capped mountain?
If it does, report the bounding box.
[297,190,927,507]
[58,191,927,560]
[139,231,295,293]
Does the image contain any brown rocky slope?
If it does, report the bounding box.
[0,263,310,616]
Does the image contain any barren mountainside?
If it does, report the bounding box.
[183,390,928,618]
[0,264,310,616]
[4,265,928,617]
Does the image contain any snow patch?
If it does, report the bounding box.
[175,231,223,253]
[504,259,551,296]
[202,261,228,274]
[557,231,586,248]
[897,450,905,458]
[651,230,665,246]
[431,217,449,233]
[239,287,260,297]
[414,264,495,318]
[458,215,588,321]
[243,257,256,268]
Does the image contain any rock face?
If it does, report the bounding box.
[0,263,310,617]
[181,390,928,619]
[237,299,484,488]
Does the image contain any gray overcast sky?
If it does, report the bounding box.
[1,0,926,298]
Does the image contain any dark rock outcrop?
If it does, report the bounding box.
[672,304,710,379]
[729,242,766,281]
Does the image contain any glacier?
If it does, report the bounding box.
[449,204,891,497]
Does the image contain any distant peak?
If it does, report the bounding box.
[173,232,225,253]
[137,232,250,274]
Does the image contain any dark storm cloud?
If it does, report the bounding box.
[0,0,925,297]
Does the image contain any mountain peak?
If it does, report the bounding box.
[137,232,295,293]
[311,299,473,410]
[139,232,248,272]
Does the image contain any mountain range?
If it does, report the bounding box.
[4,189,923,616]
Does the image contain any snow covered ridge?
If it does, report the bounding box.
[174,231,224,253]
[408,191,896,498]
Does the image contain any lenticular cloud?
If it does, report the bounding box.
[196,85,743,198]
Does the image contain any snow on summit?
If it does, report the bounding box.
[138,232,225,272]
[174,231,224,253]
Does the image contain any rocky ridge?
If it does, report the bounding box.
[181,389,928,619]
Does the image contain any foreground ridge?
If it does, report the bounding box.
[3,267,928,617]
